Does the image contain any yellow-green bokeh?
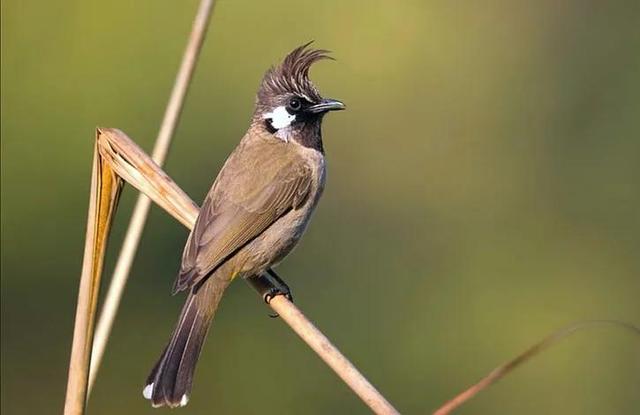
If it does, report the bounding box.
[2,1,639,414]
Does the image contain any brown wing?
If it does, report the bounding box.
[173,158,312,293]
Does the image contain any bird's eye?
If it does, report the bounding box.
[288,98,302,112]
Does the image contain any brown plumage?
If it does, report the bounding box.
[173,140,313,294]
[143,43,344,408]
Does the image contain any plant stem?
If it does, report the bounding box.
[95,128,400,414]
[63,143,123,415]
[88,0,216,393]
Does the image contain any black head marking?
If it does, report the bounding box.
[264,118,277,134]
[255,43,343,153]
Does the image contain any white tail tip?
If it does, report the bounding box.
[142,383,154,400]
[180,394,189,407]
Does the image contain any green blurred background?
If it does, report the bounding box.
[2,0,639,414]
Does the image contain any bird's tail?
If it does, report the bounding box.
[143,275,231,408]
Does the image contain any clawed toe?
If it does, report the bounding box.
[246,270,294,318]
[263,286,292,304]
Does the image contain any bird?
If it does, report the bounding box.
[142,43,345,408]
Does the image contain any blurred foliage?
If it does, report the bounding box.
[2,0,640,414]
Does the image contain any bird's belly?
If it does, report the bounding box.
[239,204,314,275]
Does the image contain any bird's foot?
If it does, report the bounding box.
[263,285,293,304]
[265,268,293,304]
[246,270,294,318]
[264,286,293,319]
[263,271,293,319]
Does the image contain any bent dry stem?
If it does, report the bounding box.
[66,128,399,415]
[63,141,123,415]
[88,0,217,393]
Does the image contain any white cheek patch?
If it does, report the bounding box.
[264,106,296,129]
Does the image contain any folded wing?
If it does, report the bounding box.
[173,159,311,293]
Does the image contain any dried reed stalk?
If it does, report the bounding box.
[63,139,123,415]
[433,320,640,415]
[88,0,216,393]
[69,128,399,415]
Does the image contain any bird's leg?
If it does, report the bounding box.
[266,268,293,303]
[247,270,293,303]
[246,269,293,318]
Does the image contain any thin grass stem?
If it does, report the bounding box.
[88,0,216,393]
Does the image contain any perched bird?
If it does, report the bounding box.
[143,43,344,408]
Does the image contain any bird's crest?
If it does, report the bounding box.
[258,42,332,104]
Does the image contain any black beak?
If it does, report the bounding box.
[307,98,346,114]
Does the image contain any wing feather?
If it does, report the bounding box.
[173,159,311,293]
